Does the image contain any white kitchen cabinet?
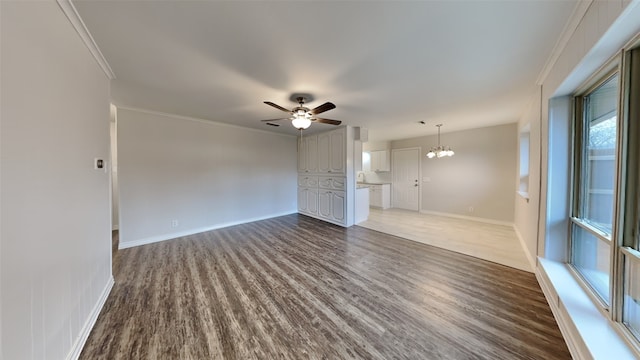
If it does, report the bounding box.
[298,187,319,216]
[298,136,318,173]
[369,184,390,209]
[329,129,345,173]
[298,175,319,188]
[370,150,390,172]
[317,128,345,174]
[318,189,345,224]
[297,126,352,227]
[318,176,345,191]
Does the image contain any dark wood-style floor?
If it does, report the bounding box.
[82,214,570,359]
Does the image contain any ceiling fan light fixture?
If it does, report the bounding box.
[291,114,311,129]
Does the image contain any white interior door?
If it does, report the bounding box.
[392,148,420,211]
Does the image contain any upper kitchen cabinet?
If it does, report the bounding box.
[298,135,318,173]
[363,150,390,172]
[301,127,345,174]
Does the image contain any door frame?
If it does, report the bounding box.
[391,147,422,211]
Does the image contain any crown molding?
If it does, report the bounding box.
[56,0,115,79]
[535,0,593,85]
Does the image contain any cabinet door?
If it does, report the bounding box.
[307,188,319,215]
[331,177,345,190]
[298,176,319,187]
[318,190,332,219]
[306,136,318,173]
[331,191,346,223]
[370,151,379,172]
[369,186,381,207]
[298,187,308,212]
[380,151,390,171]
[370,150,390,172]
[317,132,330,173]
[329,129,345,173]
[297,138,307,172]
[318,176,333,189]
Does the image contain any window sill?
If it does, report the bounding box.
[537,258,637,359]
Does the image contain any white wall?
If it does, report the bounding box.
[514,0,639,261]
[117,108,298,248]
[513,89,542,266]
[1,2,112,359]
[392,124,517,223]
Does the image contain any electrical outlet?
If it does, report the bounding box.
[171,219,179,228]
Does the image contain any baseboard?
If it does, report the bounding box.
[419,209,513,227]
[119,211,297,249]
[66,275,115,360]
[513,226,536,271]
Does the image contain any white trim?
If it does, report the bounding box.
[535,0,593,85]
[513,225,537,271]
[111,225,119,231]
[419,209,513,227]
[536,264,587,360]
[115,106,296,139]
[119,211,297,249]
[536,258,638,360]
[65,276,114,360]
[56,0,115,79]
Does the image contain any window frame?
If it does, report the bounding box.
[568,36,640,353]
[570,66,621,310]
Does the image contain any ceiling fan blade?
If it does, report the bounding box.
[312,118,342,125]
[309,102,336,115]
[260,118,290,122]
[265,123,280,127]
[264,101,292,113]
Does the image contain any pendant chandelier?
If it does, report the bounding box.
[426,124,454,158]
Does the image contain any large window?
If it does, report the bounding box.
[570,43,640,348]
[571,73,618,306]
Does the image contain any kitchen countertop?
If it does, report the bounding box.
[357,182,391,185]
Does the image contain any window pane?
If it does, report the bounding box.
[572,224,611,304]
[623,254,640,341]
[580,75,618,235]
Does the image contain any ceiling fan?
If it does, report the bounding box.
[261,94,342,130]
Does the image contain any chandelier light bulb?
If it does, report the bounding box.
[425,124,454,159]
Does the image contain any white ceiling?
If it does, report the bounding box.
[74,0,578,141]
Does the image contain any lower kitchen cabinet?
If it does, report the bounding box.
[369,184,390,209]
[298,187,318,215]
[318,190,345,224]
